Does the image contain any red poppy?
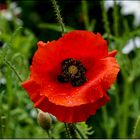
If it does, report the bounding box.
[22,30,120,123]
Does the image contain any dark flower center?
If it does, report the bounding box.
[57,58,87,86]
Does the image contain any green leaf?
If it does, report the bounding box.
[76,122,94,138]
[133,116,140,138]
[38,23,74,33]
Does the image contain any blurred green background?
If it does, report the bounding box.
[0,0,140,138]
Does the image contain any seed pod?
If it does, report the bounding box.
[37,110,52,130]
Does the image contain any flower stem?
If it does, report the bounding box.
[51,0,65,35]
[0,115,3,138]
[81,0,89,30]
[133,115,140,138]
[64,123,86,139]
[100,0,111,44]
[46,130,51,138]
[113,0,119,36]
[4,58,23,82]
[119,80,131,138]
[64,123,71,138]
[72,124,86,139]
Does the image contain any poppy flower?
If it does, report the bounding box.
[22,30,120,123]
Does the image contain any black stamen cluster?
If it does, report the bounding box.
[57,58,87,86]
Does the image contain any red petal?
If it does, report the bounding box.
[30,40,62,83]
[22,79,110,122]
[30,30,108,83]
[57,31,108,60]
[42,82,107,106]
[108,50,118,57]
[21,30,120,122]
[21,79,41,103]
[38,57,119,107]
[99,57,120,89]
[35,92,110,123]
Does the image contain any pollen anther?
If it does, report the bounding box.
[68,65,78,75]
[57,58,87,86]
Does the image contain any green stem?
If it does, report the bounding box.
[119,80,131,138]
[0,114,3,138]
[113,0,119,36]
[72,124,86,139]
[102,106,112,138]
[0,95,2,138]
[51,0,65,35]
[68,124,77,138]
[133,116,140,138]
[81,0,89,30]
[100,0,111,40]
[64,123,86,139]
[64,123,71,138]
[46,130,51,138]
[4,67,14,137]
[4,59,23,82]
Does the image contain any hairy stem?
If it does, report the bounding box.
[64,123,71,138]
[72,124,86,139]
[51,0,65,35]
[4,59,23,82]
[119,80,131,138]
[113,0,119,36]
[100,0,111,36]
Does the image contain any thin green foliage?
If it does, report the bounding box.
[133,116,140,138]
[64,123,71,138]
[75,122,94,139]
[113,0,119,36]
[38,23,74,32]
[4,59,22,82]
[81,0,89,30]
[51,0,65,35]
[100,0,111,37]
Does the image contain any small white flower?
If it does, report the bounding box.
[105,0,140,26]
[30,109,37,118]
[122,37,140,54]
[9,2,17,10]
[13,7,22,15]
[0,78,6,84]
[1,10,13,21]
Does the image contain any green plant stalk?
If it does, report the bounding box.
[115,86,121,138]
[2,67,14,137]
[64,123,71,138]
[81,0,89,30]
[113,0,119,36]
[133,116,140,138]
[67,124,78,138]
[102,106,112,138]
[38,23,74,32]
[4,59,22,82]
[119,80,132,138]
[64,123,86,139]
[46,130,51,139]
[0,94,2,138]
[0,113,3,138]
[51,0,65,35]
[72,124,86,139]
[100,0,111,38]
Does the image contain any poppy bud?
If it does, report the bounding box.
[37,110,52,130]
